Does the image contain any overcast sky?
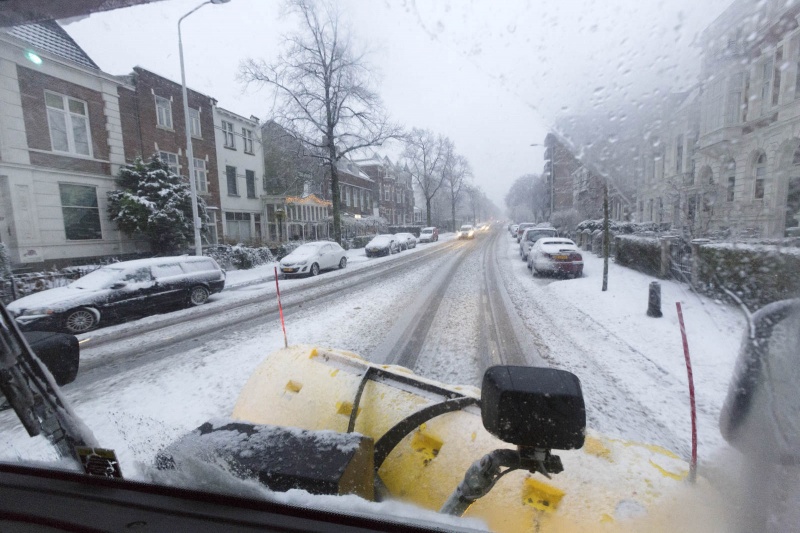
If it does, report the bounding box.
[63,0,732,209]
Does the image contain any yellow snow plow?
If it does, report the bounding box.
[226,344,726,533]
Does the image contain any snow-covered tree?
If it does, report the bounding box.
[107,155,206,254]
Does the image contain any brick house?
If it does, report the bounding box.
[117,67,222,243]
[0,21,147,268]
[355,153,415,225]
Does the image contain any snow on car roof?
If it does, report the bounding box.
[94,256,216,270]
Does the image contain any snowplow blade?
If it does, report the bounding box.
[232,345,725,533]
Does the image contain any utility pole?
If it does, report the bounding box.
[602,180,609,291]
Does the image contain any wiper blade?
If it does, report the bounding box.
[0,301,97,464]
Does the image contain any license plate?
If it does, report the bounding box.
[554,255,569,260]
[282,268,296,273]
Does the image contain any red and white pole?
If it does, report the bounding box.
[676,302,697,483]
[274,266,288,348]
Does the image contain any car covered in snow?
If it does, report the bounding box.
[395,232,417,250]
[365,234,401,257]
[456,225,475,239]
[528,238,584,278]
[519,226,558,261]
[280,241,347,277]
[6,257,226,334]
[515,222,536,242]
[418,227,439,243]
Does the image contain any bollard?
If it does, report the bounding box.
[647,281,663,318]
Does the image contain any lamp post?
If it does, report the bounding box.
[179,0,230,256]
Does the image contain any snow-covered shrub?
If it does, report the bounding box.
[204,244,274,270]
[695,243,800,310]
[350,236,371,249]
[615,235,661,277]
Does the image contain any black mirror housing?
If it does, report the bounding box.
[481,366,585,450]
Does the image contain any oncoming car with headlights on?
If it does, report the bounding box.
[279,241,347,277]
[529,238,584,278]
[456,225,475,239]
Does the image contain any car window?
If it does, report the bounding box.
[181,260,217,273]
[123,267,152,282]
[151,263,184,278]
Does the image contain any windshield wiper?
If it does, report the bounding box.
[0,301,98,465]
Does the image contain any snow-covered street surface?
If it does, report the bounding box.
[1,227,746,495]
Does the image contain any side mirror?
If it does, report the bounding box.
[720,298,800,464]
[110,282,127,290]
[481,366,585,450]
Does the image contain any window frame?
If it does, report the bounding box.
[189,107,202,138]
[243,128,254,154]
[59,183,102,241]
[155,95,173,129]
[194,157,208,193]
[159,151,180,175]
[226,165,238,196]
[245,169,256,198]
[44,90,93,158]
[222,121,236,149]
[754,153,766,199]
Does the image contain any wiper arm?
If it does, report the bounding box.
[0,301,97,464]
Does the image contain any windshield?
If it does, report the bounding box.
[69,268,124,290]
[1,1,798,531]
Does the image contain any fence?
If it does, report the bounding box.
[0,266,103,305]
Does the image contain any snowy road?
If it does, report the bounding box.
[2,226,744,480]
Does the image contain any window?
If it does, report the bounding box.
[725,73,744,125]
[59,184,101,240]
[346,187,351,207]
[45,91,91,156]
[155,95,172,129]
[222,121,236,149]
[384,187,390,201]
[727,176,736,202]
[189,108,201,138]
[245,170,256,198]
[243,128,254,154]
[204,212,218,245]
[159,151,179,175]
[754,153,766,199]
[703,78,724,132]
[194,158,207,193]
[225,212,251,242]
[254,214,262,241]
[648,198,653,221]
[773,46,783,106]
[675,135,683,174]
[761,58,774,115]
[226,165,238,196]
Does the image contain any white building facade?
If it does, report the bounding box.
[213,106,266,244]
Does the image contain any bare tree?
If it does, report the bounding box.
[445,153,472,233]
[240,0,401,244]
[403,128,450,226]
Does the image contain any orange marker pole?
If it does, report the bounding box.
[275,266,288,348]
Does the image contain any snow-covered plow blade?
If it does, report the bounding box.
[230,345,715,532]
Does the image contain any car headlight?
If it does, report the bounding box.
[20,307,55,316]
[297,260,308,266]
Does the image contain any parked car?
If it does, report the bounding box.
[456,225,475,239]
[519,227,559,261]
[280,241,347,277]
[23,331,80,386]
[418,227,439,243]
[365,234,401,257]
[529,238,584,278]
[6,257,226,334]
[509,224,519,236]
[395,233,417,250]
[515,222,536,242]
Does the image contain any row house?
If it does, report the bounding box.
[214,106,266,244]
[327,159,375,218]
[117,66,223,243]
[355,153,415,225]
[0,22,145,268]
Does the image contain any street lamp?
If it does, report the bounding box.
[179,0,230,256]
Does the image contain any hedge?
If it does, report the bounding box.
[389,225,423,237]
[615,235,661,277]
[204,244,275,270]
[695,243,800,310]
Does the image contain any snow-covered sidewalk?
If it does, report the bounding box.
[499,236,746,464]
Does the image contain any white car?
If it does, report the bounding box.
[528,238,584,278]
[396,233,417,250]
[279,241,347,277]
[456,225,475,239]
[519,227,558,261]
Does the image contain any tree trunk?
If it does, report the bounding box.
[451,196,456,234]
[329,149,342,245]
[426,197,432,227]
[602,181,609,292]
